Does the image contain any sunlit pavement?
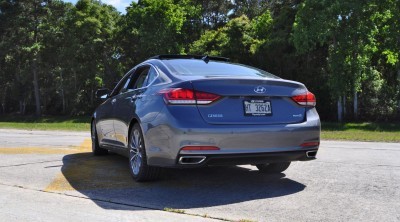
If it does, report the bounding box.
[0,129,399,222]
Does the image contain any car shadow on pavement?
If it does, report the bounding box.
[59,152,306,210]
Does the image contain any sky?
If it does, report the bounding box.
[63,0,133,13]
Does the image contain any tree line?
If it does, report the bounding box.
[0,0,399,121]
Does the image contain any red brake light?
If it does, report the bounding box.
[291,91,316,107]
[159,88,220,105]
[195,91,221,104]
[160,88,196,104]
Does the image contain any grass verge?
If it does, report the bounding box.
[163,207,185,214]
[0,116,90,131]
[321,122,400,142]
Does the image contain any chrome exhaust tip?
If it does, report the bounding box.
[178,156,206,164]
[306,151,317,158]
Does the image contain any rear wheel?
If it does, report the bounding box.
[129,124,160,182]
[256,162,291,174]
[91,121,108,155]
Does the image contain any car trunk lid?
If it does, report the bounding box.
[191,78,307,125]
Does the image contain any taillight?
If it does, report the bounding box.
[159,88,220,105]
[159,88,195,104]
[291,91,316,107]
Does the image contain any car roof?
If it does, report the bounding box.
[148,54,230,62]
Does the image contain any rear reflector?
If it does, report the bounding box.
[159,88,220,105]
[300,142,320,147]
[291,91,316,107]
[181,146,220,151]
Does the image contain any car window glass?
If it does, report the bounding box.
[118,77,132,94]
[135,69,149,89]
[126,67,150,90]
[109,73,131,97]
[163,59,279,79]
[144,67,158,86]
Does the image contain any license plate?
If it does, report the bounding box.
[243,100,272,116]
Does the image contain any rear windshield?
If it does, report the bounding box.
[162,59,279,79]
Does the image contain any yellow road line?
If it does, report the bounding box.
[44,139,135,191]
[0,139,92,154]
[1,138,136,191]
[44,157,135,191]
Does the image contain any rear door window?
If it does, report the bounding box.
[127,65,160,90]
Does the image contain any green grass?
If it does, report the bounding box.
[163,207,185,214]
[0,116,90,131]
[0,116,399,142]
[321,122,400,142]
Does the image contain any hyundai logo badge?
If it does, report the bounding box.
[254,86,267,94]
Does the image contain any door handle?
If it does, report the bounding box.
[111,98,116,105]
[129,95,137,103]
[128,95,143,103]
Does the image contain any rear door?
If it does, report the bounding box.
[96,73,131,147]
[192,78,307,125]
[112,65,161,148]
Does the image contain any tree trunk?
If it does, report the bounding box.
[60,71,66,114]
[22,99,26,115]
[397,68,400,114]
[353,90,358,120]
[90,88,94,107]
[61,88,66,114]
[19,101,23,114]
[15,65,24,115]
[343,95,346,119]
[32,1,41,116]
[1,86,6,114]
[33,59,41,116]
[337,96,343,122]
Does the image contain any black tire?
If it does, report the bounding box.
[256,162,291,174]
[128,123,160,182]
[91,121,108,156]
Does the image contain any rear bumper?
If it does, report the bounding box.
[143,107,320,167]
[175,149,318,168]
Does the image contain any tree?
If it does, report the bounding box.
[194,0,234,29]
[190,15,255,63]
[0,0,121,115]
[293,0,400,121]
[61,0,120,114]
[0,0,57,116]
[231,0,269,19]
[119,0,200,67]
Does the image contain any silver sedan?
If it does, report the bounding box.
[92,55,320,181]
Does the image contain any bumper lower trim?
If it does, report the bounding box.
[176,149,318,167]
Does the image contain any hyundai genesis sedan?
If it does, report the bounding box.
[92,55,320,181]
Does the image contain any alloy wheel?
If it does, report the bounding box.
[129,129,143,176]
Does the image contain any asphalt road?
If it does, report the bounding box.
[0,129,399,222]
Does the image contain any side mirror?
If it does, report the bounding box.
[95,88,111,100]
